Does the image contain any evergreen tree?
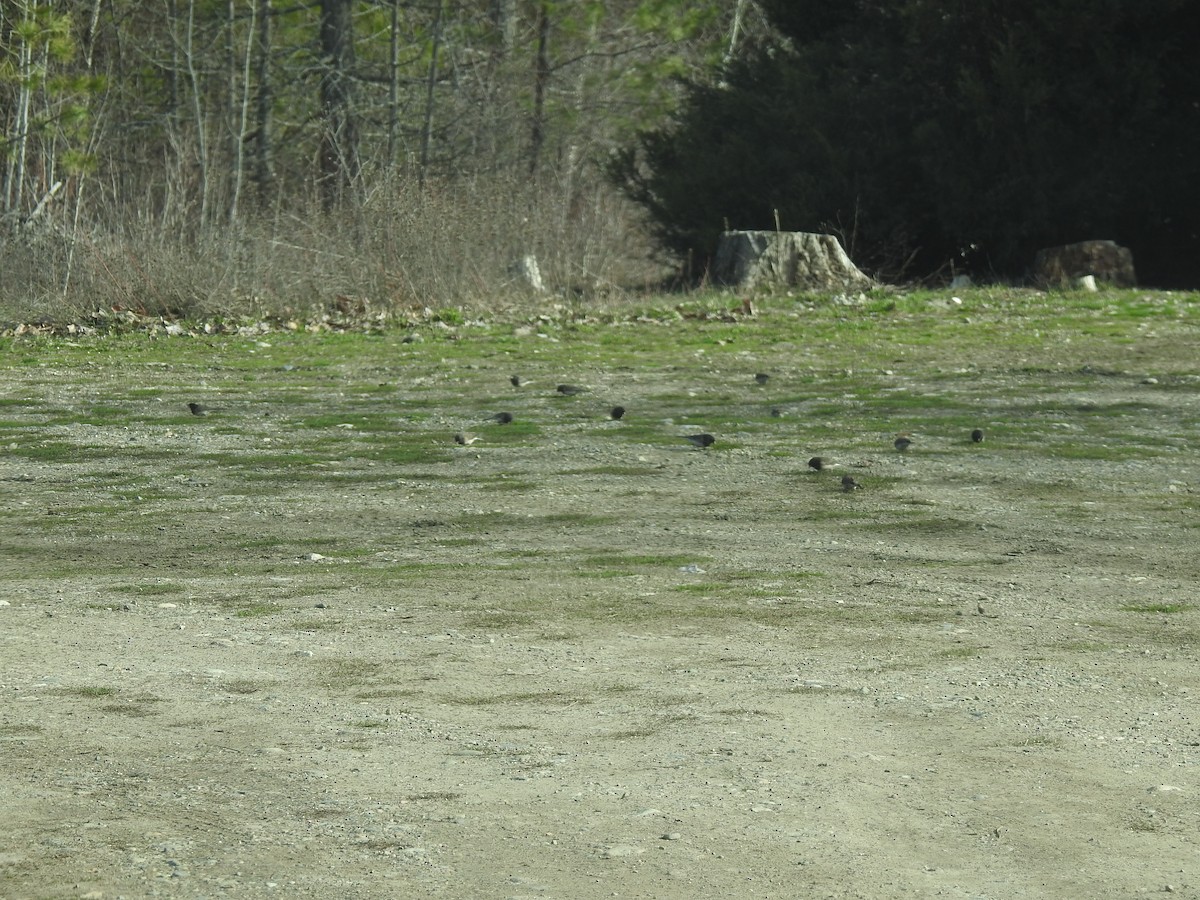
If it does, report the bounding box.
[611,0,1200,285]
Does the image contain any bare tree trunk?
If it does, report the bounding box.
[387,0,399,169]
[418,0,443,186]
[252,0,273,204]
[185,0,210,228]
[166,0,181,123]
[529,3,550,176]
[229,0,258,224]
[318,0,359,210]
[225,0,239,220]
[724,0,748,64]
[489,0,516,60]
[4,0,36,216]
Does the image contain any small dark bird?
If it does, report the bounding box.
[453,432,478,446]
[187,402,209,416]
[492,412,514,424]
[754,373,770,385]
[894,435,913,452]
[610,405,626,420]
[556,384,586,396]
[510,375,523,388]
[841,474,860,492]
[971,428,984,443]
[684,433,715,449]
[770,407,784,418]
[808,456,824,472]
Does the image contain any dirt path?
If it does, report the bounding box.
[2,312,1198,898]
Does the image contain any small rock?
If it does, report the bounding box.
[662,832,682,841]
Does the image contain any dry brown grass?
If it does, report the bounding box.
[0,172,668,325]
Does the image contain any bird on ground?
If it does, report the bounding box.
[492,412,514,424]
[556,384,586,396]
[684,433,715,449]
[754,373,770,385]
[971,428,984,443]
[454,432,478,446]
[808,456,824,472]
[610,405,626,420]
[894,434,913,452]
[770,407,784,418]
[841,474,860,492]
[187,402,211,416]
[510,375,524,388]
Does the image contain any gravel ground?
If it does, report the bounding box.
[2,318,1198,899]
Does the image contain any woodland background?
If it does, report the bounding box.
[2,0,1198,321]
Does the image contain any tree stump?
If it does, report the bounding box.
[1032,240,1136,288]
[712,231,874,292]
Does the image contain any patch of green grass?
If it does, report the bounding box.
[234,603,283,618]
[99,702,159,717]
[465,610,536,629]
[1048,443,1164,461]
[443,690,580,706]
[314,658,387,688]
[8,442,113,462]
[480,479,539,492]
[292,618,344,631]
[222,679,272,694]
[671,582,727,594]
[51,686,118,698]
[111,582,186,596]
[583,552,707,568]
[606,713,696,740]
[1121,603,1190,614]
[454,511,615,530]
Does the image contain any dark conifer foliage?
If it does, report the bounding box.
[611,0,1200,285]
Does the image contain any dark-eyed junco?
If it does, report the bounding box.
[971,428,984,443]
[610,406,626,420]
[187,402,211,416]
[685,433,715,449]
[808,456,824,471]
[493,412,514,424]
[453,432,478,446]
[556,384,586,396]
[893,435,912,452]
[841,474,860,492]
[754,373,770,385]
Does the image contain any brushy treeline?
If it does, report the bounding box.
[0,1,753,320]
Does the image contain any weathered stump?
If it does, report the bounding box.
[1032,240,1136,288]
[713,231,874,292]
